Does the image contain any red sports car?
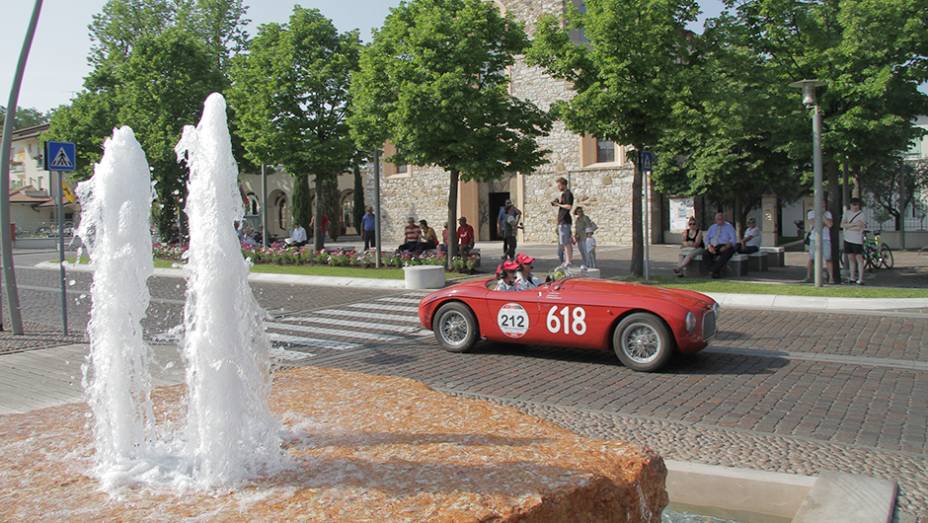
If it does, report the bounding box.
[418,276,719,372]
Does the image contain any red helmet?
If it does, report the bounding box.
[516,253,535,265]
[502,260,520,272]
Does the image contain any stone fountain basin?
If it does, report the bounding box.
[0,365,667,522]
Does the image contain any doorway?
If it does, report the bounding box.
[488,191,510,241]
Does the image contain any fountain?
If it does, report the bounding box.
[75,126,156,488]
[174,93,283,487]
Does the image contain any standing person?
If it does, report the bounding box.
[550,176,574,268]
[419,219,438,251]
[804,204,835,284]
[673,217,703,276]
[440,222,449,253]
[573,206,597,268]
[398,217,422,253]
[456,216,475,255]
[361,206,376,251]
[309,214,330,247]
[703,212,737,279]
[498,199,522,261]
[841,197,866,285]
[738,217,761,254]
[583,228,597,269]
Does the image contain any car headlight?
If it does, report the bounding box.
[685,311,696,333]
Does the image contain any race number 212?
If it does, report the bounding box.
[546,306,587,335]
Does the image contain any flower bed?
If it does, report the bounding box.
[152,243,479,273]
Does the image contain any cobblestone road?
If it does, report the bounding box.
[3,255,926,521]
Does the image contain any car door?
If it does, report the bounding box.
[482,284,546,344]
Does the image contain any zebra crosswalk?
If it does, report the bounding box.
[152,291,432,364]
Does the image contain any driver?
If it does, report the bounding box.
[515,253,542,290]
[495,260,520,291]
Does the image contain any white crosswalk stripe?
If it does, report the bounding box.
[312,308,419,324]
[347,303,418,313]
[265,322,400,343]
[266,332,359,351]
[270,347,314,361]
[374,297,423,305]
[279,315,429,336]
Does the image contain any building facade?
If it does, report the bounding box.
[364,0,638,247]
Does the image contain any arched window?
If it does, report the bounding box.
[245,192,259,216]
[275,193,290,231]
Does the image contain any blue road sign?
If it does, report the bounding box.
[641,150,654,172]
[45,141,76,171]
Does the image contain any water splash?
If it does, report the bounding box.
[175,93,283,488]
[76,126,156,485]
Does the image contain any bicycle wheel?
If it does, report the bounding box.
[864,247,877,271]
[880,244,894,269]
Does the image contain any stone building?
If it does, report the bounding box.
[366,0,639,247]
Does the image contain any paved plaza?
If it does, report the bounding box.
[0,248,926,521]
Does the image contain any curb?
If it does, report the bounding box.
[705,292,928,311]
[34,261,408,290]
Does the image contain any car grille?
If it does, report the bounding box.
[702,311,717,339]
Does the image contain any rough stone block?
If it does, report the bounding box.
[0,366,669,522]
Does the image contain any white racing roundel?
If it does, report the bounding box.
[497,302,529,338]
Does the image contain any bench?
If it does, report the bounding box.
[728,253,749,276]
[760,246,785,268]
[748,251,768,272]
[680,249,748,277]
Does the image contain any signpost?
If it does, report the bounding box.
[641,150,654,281]
[44,140,75,335]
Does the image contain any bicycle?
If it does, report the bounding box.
[862,230,894,270]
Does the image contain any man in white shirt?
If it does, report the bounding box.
[804,206,834,284]
[841,197,866,284]
[289,224,307,247]
[738,217,761,253]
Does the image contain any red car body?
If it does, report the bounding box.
[419,277,718,361]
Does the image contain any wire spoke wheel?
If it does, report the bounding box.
[439,311,468,345]
[621,324,661,363]
[612,312,673,372]
[433,302,478,353]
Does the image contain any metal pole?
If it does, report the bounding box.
[812,104,824,288]
[373,150,382,268]
[56,171,68,335]
[260,164,268,248]
[0,0,42,335]
[643,168,651,281]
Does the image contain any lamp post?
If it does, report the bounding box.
[790,79,825,288]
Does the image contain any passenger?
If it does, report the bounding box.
[515,253,542,289]
[495,260,520,291]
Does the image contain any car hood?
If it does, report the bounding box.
[561,279,715,310]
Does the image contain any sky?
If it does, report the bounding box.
[1,0,726,113]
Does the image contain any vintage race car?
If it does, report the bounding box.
[418,276,719,372]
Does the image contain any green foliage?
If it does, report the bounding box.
[527,0,697,276]
[0,106,50,130]
[349,0,551,263]
[291,173,310,230]
[352,160,365,231]
[227,7,360,241]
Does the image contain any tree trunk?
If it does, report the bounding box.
[827,159,841,271]
[352,160,365,232]
[313,175,323,251]
[447,170,460,270]
[630,147,643,277]
[321,175,340,241]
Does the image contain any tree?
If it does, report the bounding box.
[864,159,928,249]
[0,106,50,130]
[352,155,366,233]
[228,7,360,251]
[731,0,928,259]
[349,0,551,265]
[527,0,698,276]
[176,0,250,74]
[117,27,224,241]
[653,13,804,234]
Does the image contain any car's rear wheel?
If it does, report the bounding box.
[433,302,478,353]
[612,312,673,372]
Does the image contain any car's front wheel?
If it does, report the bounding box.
[612,312,673,372]
[433,302,478,353]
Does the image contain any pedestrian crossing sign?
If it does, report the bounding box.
[45,141,76,172]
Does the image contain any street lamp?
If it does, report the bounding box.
[790,79,825,288]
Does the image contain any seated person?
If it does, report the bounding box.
[672,217,702,276]
[285,223,307,247]
[398,217,422,253]
[738,217,761,254]
[494,260,520,291]
[418,219,438,251]
[515,253,542,289]
[456,216,475,255]
[703,212,737,279]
